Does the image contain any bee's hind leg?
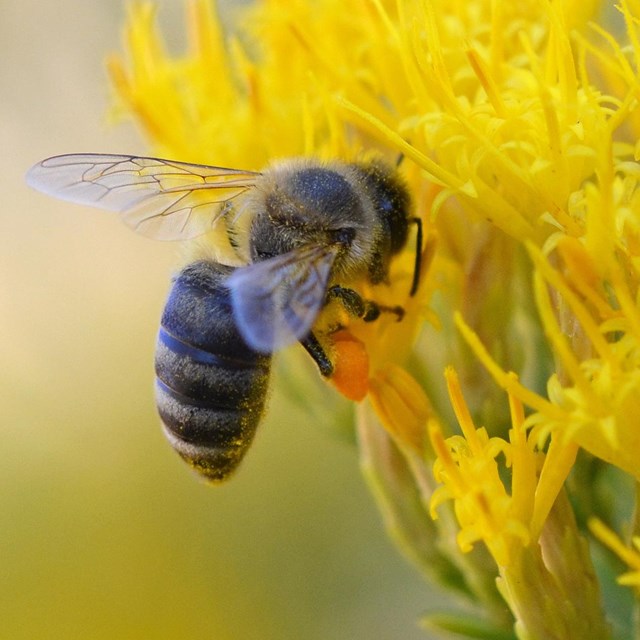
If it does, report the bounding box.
[299,332,334,378]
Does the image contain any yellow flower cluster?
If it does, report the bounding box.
[430,369,535,568]
[108,0,640,634]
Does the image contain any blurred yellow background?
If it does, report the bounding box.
[2,1,440,638]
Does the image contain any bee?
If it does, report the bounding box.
[27,154,421,481]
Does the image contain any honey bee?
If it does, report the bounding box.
[27,153,421,481]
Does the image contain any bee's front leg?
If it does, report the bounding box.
[325,285,404,322]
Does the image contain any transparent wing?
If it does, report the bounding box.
[26,153,260,240]
[226,245,338,353]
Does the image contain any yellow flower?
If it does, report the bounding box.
[368,363,433,453]
[108,1,308,167]
[429,367,577,565]
[107,0,640,635]
[528,239,640,480]
[331,0,640,482]
[429,368,610,638]
[363,362,609,637]
[430,370,531,567]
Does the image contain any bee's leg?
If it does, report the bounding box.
[326,286,404,322]
[409,217,423,297]
[300,332,334,377]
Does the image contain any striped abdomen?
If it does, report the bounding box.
[155,261,271,482]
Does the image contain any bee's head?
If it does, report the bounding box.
[249,160,371,264]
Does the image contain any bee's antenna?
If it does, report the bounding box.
[409,217,422,297]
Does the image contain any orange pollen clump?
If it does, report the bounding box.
[329,330,370,402]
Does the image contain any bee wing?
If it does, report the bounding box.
[26,153,260,240]
[226,245,338,353]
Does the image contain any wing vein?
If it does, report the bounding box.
[27,152,262,241]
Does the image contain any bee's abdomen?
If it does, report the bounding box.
[155,261,271,482]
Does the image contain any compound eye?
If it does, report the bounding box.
[332,227,356,247]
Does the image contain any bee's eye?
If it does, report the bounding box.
[333,227,356,246]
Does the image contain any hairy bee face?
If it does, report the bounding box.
[249,161,369,264]
[247,159,408,283]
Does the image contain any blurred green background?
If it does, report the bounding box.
[2,1,442,638]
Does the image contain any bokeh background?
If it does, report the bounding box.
[2,1,442,638]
